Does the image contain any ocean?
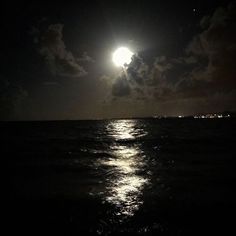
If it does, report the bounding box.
[2,119,236,235]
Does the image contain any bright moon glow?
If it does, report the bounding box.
[112,47,134,67]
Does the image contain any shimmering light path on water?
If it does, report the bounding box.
[98,120,149,216]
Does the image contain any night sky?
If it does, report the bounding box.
[0,0,236,120]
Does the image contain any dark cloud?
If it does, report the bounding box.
[126,55,148,85]
[0,78,28,120]
[109,54,175,100]
[112,75,131,97]
[77,52,95,63]
[186,1,236,86]
[37,24,88,78]
[164,1,236,104]
[43,81,60,86]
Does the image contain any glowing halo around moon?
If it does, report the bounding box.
[112,47,134,67]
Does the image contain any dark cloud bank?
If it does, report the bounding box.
[37,24,88,78]
[0,78,28,120]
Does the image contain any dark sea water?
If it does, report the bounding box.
[2,119,236,235]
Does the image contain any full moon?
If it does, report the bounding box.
[112,47,134,67]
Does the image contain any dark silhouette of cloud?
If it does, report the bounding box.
[77,52,95,63]
[186,1,236,86]
[0,77,28,120]
[112,75,131,97]
[37,24,88,78]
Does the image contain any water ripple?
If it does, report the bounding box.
[97,120,150,217]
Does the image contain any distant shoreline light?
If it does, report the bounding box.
[193,114,230,119]
[151,113,231,119]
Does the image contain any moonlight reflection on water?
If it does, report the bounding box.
[99,120,149,216]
